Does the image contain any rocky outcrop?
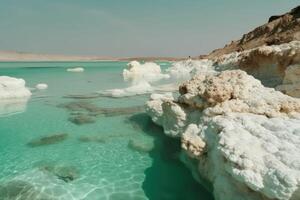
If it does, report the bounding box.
[205,6,300,59]
[145,6,300,200]
[211,41,300,95]
[146,70,300,200]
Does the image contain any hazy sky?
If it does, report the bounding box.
[0,0,299,57]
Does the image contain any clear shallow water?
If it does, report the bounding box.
[0,62,214,200]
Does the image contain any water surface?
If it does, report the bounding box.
[0,62,213,200]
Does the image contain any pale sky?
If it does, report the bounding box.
[0,0,299,57]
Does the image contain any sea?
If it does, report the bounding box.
[0,62,213,200]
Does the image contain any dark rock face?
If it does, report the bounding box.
[291,5,300,18]
[268,15,281,23]
[27,133,68,147]
[205,6,300,58]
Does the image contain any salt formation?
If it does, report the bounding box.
[101,61,170,97]
[146,70,300,200]
[166,59,214,81]
[101,60,217,97]
[66,67,84,72]
[36,83,48,90]
[0,76,31,117]
[0,76,31,99]
[214,41,300,89]
[123,61,169,84]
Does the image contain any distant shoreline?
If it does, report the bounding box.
[0,51,184,62]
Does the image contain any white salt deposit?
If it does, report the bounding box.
[123,61,169,84]
[36,83,48,90]
[146,70,300,200]
[166,59,215,81]
[0,76,32,99]
[101,61,171,97]
[67,67,84,72]
[101,81,154,97]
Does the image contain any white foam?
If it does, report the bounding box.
[67,67,84,72]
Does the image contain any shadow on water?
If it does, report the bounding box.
[128,113,214,200]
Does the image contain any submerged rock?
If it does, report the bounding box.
[27,133,68,147]
[0,180,45,200]
[146,70,300,200]
[63,93,100,99]
[78,135,106,143]
[128,138,154,153]
[68,114,96,125]
[59,101,145,117]
[58,101,99,113]
[38,164,79,183]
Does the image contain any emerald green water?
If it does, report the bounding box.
[0,62,213,200]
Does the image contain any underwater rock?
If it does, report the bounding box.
[63,93,100,99]
[0,180,43,200]
[100,105,145,117]
[68,114,96,125]
[59,101,145,117]
[78,135,106,143]
[58,101,99,112]
[38,164,79,183]
[27,133,68,147]
[146,70,300,200]
[128,138,154,153]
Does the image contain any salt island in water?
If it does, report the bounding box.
[0,4,299,200]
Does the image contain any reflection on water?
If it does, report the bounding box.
[0,98,29,117]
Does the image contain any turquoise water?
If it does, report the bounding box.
[0,62,213,200]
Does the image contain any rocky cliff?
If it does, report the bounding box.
[205,6,300,59]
